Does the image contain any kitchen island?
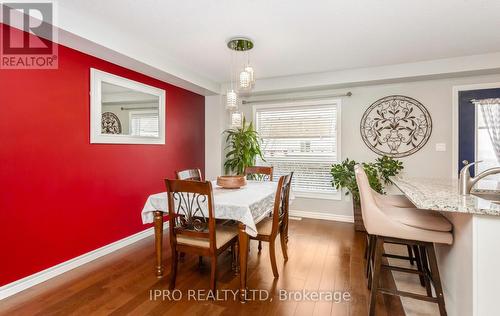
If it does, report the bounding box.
[391,177,500,316]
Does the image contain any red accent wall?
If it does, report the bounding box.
[0,23,205,286]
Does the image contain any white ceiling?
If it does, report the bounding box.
[55,0,500,89]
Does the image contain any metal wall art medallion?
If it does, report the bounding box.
[360,95,432,158]
[101,112,122,134]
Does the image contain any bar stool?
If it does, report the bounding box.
[354,165,453,316]
[364,190,424,284]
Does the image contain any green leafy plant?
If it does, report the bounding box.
[374,155,404,184]
[223,118,265,175]
[330,156,403,201]
[330,158,359,200]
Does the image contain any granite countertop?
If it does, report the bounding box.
[390,176,500,216]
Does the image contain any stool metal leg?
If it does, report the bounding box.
[369,236,384,316]
[407,245,415,265]
[419,245,433,297]
[412,245,426,286]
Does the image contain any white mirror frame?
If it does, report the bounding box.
[90,68,166,144]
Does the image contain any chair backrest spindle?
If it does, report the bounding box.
[244,166,273,181]
[176,169,203,181]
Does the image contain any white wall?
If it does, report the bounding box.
[204,95,225,180]
[205,73,500,219]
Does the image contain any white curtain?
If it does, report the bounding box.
[475,98,500,162]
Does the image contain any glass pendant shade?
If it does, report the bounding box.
[244,65,255,85]
[239,70,251,89]
[226,90,238,110]
[230,112,243,128]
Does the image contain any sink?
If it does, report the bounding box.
[471,192,500,204]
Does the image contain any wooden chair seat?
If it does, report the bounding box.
[255,217,273,236]
[177,225,238,249]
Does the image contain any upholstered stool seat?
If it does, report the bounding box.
[364,205,452,281]
[367,206,453,245]
[373,191,415,208]
[383,207,453,232]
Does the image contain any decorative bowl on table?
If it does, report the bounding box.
[216,175,247,189]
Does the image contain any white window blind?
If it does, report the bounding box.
[255,103,339,196]
[130,111,159,137]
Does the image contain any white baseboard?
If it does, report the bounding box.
[289,210,354,223]
[0,223,169,300]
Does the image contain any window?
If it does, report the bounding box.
[254,100,340,199]
[476,100,500,180]
[130,111,160,137]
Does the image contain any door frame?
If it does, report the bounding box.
[452,82,500,179]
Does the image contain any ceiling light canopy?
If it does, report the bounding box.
[227,37,254,51]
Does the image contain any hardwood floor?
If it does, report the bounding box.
[0,219,404,316]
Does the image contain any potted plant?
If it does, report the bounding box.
[330,156,403,231]
[223,118,265,175]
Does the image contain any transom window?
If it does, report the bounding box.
[254,100,341,199]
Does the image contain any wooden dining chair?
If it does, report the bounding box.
[175,168,203,259]
[165,179,239,291]
[244,166,276,249]
[250,172,293,278]
[176,168,202,181]
[244,166,273,181]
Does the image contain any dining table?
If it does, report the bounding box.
[141,180,279,301]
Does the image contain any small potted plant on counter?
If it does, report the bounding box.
[330,156,403,231]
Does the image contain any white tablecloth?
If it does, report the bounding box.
[141,180,278,237]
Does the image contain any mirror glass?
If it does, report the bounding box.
[101,82,160,137]
[90,68,165,144]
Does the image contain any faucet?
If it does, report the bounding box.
[459,160,500,195]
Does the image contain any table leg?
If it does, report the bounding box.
[154,211,164,278]
[238,223,249,302]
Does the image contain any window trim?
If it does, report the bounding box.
[253,98,342,200]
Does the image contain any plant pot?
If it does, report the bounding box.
[353,200,366,232]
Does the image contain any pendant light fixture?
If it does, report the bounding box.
[243,50,255,88]
[226,37,255,109]
[245,65,255,87]
[230,111,243,128]
[226,40,239,110]
[239,70,251,90]
[226,89,238,110]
